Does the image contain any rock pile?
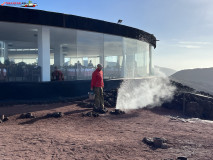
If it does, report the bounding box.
[45,112,63,118]
[143,137,169,149]
[0,117,9,123]
[104,89,118,108]
[110,109,125,115]
[162,80,213,120]
[19,112,35,119]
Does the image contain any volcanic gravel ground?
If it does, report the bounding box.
[0,101,213,160]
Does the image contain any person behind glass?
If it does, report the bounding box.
[91,64,105,112]
[88,60,94,68]
[51,66,64,81]
[75,60,82,69]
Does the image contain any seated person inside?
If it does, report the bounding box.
[51,66,64,81]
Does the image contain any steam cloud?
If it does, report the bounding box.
[116,70,176,111]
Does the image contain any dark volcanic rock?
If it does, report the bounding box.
[93,108,108,114]
[177,157,187,160]
[185,102,203,117]
[82,111,99,117]
[46,112,63,118]
[153,137,163,148]
[142,137,153,145]
[104,89,118,108]
[110,109,125,115]
[161,80,213,120]
[20,112,35,119]
[201,101,213,119]
[143,137,169,149]
[104,101,112,108]
[2,117,9,122]
[81,89,118,109]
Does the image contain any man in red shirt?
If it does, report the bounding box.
[51,66,64,81]
[91,64,105,112]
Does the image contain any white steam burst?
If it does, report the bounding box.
[116,77,176,111]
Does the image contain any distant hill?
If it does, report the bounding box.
[154,66,177,77]
[170,67,213,94]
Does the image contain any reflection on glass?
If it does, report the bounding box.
[135,41,150,77]
[149,45,154,76]
[0,22,40,82]
[123,38,137,78]
[50,27,77,81]
[0,41,4,64]
[104,34,123,79]
[76,31,104,80]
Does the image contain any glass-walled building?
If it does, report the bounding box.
[0,6,156,82]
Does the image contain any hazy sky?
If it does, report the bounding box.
[17,0,213,70]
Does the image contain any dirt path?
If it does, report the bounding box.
[0,102,213,160]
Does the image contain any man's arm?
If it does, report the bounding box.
[91,72,96,91]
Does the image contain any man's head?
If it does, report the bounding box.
[54,66,58,70]
[97,64,103,71]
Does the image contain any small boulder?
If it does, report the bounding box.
[153,137,163,148]
[110,109,125,115]
[2,117,9,122]
[142,137,153,145]
[46,112,63,118]
[161,143,169,149]
[20,113,35,119]
[177,157,187,160]
[143,137,169,149]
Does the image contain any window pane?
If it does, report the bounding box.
[0,22,40,82]
[136,41,150,77]
[77,31,104,80]
[104,34,123,79]
[123,38,137,78]
[50,27,77,81]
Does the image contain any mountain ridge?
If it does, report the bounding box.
[170,67,213,94]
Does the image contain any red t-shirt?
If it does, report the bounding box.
[91,69,104,88]
[52,70,64,81]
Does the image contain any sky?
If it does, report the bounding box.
[5,0,213,71]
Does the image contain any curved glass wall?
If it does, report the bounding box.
[0,21,153,82]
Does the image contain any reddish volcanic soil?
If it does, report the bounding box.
[0,101,213,160]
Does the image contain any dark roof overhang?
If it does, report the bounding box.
[0,6,157,48]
